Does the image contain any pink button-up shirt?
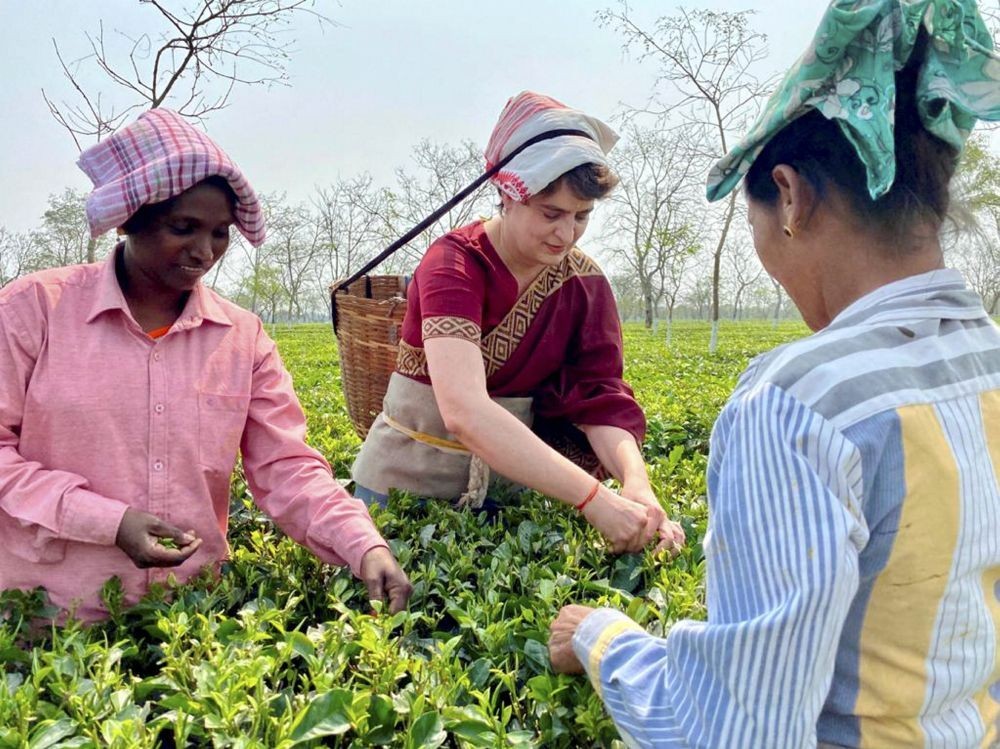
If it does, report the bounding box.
[0,249,387,621]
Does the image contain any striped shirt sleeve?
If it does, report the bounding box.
[573,384,869,748]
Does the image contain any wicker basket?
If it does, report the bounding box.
[330,275,408,439]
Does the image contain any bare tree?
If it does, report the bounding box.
[769,275,785,327]
[603,123,699,328]
[684,272,713,320]
[230,192,286,315]
[724,237,764,320]
[609,269,645,322]
[314,174,395,271]
[599,3,773,351]
[954,233,1000,314]
[266,200,324,320]
[657,241,694,346]
[44,0,331,149]
[389,139,493,270]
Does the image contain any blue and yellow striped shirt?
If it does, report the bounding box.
[573,269,1000,748]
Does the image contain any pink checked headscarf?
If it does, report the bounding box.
[77,109,266,247]
[484,91,619,202]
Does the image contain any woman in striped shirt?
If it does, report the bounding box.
[549,1,1000,746]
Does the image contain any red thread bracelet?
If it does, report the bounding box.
[575,480,601,512]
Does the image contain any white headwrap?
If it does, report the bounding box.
[484,91,619,201]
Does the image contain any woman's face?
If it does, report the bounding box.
[747,192,827,330]
[122,181,236,296]
[501,181,594,269]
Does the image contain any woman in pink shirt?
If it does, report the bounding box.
[0,109,411,621]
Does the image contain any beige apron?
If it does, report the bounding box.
[351,373,532,507]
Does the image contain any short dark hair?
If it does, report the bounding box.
[744,30,958,247]
[539,162,620,201]
[120,175,238,235]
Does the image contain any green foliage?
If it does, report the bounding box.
[0,320,806,747]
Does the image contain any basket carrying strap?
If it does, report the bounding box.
[331,127,594,301]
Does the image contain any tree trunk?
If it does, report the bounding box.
[643,284,654,329]
[87,237,98,264]
[709,192,737,353]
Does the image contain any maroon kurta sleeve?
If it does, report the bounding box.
[531,274,646,443]
[401,231,488,348]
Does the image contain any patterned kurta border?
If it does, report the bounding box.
[421,316,482,344]
[397,248,603,379]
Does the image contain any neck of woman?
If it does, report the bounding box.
[811,222,945,328]
[484,216,545,295]
[115,247,188,331]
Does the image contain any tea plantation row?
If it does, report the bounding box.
[1,321,808,748]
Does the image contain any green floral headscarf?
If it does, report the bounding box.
[706,0,1000,203]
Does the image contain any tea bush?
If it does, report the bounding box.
[0,320,807,748]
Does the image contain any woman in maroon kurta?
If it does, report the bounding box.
[352,92,683,555]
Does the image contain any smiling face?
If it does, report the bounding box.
[121,180,236,299]
[500,181,595,272]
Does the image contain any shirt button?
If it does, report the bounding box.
[152,352,162,361]
[153,460,164,471]
[154,403,165,414]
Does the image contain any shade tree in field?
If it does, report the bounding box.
[683,274,713,321]
[313,175,395,280]
[723,233,765,321]
[602,122,700,330]
[226,192,285,317]
[31,188,115,269]
[656,232,696,346]
[266,198,325,321]
[609,270,646,322]
[769,274,785,327]
[388,139,494,271]
[599,3,773,353]
[950,136,1000,314]
[0,230,34,288]
[44,0,331,149]
[311,174,397,316]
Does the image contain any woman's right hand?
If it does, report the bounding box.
[115,508,202,568]
[581,486,658,554]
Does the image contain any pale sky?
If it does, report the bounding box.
[1,1,838,234]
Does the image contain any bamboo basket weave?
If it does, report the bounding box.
[330,275,408,439]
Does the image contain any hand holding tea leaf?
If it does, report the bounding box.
[549,604,596,674]
[582,487,659,554]
[620,483,685,556]
[359,546,413,614]
[115,508,201,569]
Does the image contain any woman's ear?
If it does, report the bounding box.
[771,164,815,235]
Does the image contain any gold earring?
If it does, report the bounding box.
[782,225,794,238]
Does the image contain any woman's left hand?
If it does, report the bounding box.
[620,483,685,556]
[549,604,597,674]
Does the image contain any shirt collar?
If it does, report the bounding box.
[85,246,132,324]
[827,268,987,331]
[85,244,233,329]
